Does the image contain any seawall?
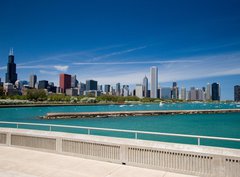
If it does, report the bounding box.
[0,128,239,177]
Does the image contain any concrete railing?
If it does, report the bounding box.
[0,128,240,177]
[1,121,240,148]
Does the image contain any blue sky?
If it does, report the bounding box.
[0,0,240,100]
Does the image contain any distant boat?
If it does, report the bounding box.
[159,102,164,107]
[119,105,125,107]
[236,104,240,108]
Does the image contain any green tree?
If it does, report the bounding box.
[26,89,47,101]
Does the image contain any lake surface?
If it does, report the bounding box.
[0,102,240,149]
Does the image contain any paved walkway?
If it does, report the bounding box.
[0,146,198,177]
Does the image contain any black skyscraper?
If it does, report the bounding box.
[5,49,17,84]
[211,83,220,101]
[86,80,97,91]
[234,85,240,102]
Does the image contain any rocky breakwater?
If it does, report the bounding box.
[44,109,240,119]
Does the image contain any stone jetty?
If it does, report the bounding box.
[44,109,240,119]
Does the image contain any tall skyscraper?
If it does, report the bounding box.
[189,87,196,100]
[180,87,187,100]
[211,83,220,101]
[150,66,158,98]
[5,49,17,84]
[86,80,97,91]
[71,75,77,88]
[59,74,71,93]
[143,76,148,97]
[234,85,240,102]
[38,80,48,89]
[29,74,37,88]
[116,83,121,96]
[196,88,204,101]
[171,82,179,99]
[206,83,212,100]
[122,85,129,97]
[135,84,143,98]
[160,87,171,99]
[104,84,111,93]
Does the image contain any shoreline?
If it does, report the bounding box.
[0,103,126,108]
[0,101,239,108]
[45,109,240,119]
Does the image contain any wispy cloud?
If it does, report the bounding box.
[53,65,69,72]
[77,52,240,85]
[0,64,69,72]
[89,46,147,61]
[73,60,199,65]
[39,70,58,75]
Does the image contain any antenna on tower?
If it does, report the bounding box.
[9,48,14,56]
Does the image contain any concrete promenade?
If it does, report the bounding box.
[45,108,240,119]
[0,146,197,177]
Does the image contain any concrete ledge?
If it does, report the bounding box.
[0,128,240,177]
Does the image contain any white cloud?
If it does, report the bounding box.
[75,52,240,84]
[89,46,147,61]
[39,70,58,75]
[73,60,199,65]
[53,65,69,72]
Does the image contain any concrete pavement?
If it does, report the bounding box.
[0,146,198,177]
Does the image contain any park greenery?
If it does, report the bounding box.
[0,88,168,105]
[0,88,227,105]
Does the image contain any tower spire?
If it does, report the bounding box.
[9,48,14,56]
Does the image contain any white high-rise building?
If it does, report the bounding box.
[29,74,37,88]
[150,66,158,98]
[143,76,148,97]
[135,84,143,98]
[180,87,187,100]
[206,83,211,100]
[189,87,197,100]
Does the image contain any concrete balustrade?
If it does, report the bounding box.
[0,128,240,177]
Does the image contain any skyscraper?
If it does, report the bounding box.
[29,75,37,88]
[180,87,187,100]
[160,87,172,99]
[5,49,17,84]
[143,76,148,97]
[171,82,179,99]
[234,85,240,102]
[71,75,77,88]
[86,80,97,91]
[212,83,220,101]
[38,80,48,89]
[104,84,111,93]
[116,83,121,96]
[206,83,211,100]
[135,84,143,98]
[122,85,129,97]
[150,66,158,98]
[59,74,71,93]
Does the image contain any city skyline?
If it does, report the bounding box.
[0,0,240,100]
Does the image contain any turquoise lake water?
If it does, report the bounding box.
[0,102,240,149]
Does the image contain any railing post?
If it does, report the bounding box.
[198,137,200,146]
[135,132,138,139]
[49,126,52,131]
[16,123,18,129]
[88,129,90,135]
